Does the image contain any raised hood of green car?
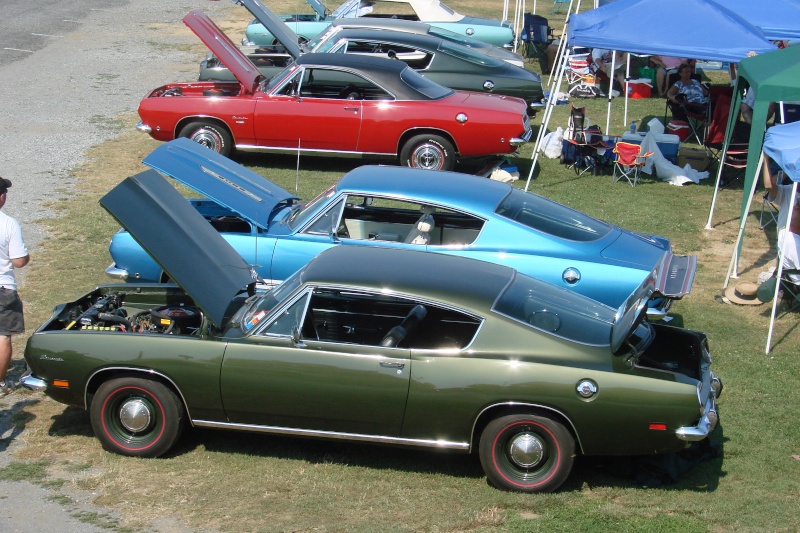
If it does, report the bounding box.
[100,169,258,328]
[238,0,305,59]
[143,138,299,230]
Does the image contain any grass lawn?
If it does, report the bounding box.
[3,2,799,532]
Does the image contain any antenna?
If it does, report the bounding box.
[296,138,301,193]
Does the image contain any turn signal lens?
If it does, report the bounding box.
[53,380,69,388]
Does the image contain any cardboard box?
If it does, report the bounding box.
[678,147,710,170]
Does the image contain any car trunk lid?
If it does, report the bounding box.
[143,138,299,231]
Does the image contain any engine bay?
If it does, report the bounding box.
[44,288,204,336]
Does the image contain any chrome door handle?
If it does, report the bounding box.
[343,106,359,112]
[380,361,405,369]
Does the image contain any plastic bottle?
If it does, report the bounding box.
[630,120,636,134]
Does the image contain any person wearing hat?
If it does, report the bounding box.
[0,177,29,396]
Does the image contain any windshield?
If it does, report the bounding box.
[287,184,338,230]
[265,63,300,92]
[241,270,305,332]
[400,67,453,99]
[495,188,612,242]
[437,40,502,66]
[307,25,341,52]
[493,273,615,346]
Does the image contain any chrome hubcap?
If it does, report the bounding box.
[412,144,444,170]
[119,398,152,433]
[190,128,222,152]
[508,432,545,468]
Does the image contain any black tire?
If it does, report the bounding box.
[479,414,574,493]
[90,377,185,458]
[179,121,233,157]
[400,134,455,171]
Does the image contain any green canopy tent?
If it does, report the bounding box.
[705,46,800,281]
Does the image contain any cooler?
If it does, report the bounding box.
[621,132,680,163]
[626,79,652,99]
[667,120,690,141]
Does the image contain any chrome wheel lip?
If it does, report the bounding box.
[119,398,153,433]
[507,432,545,469]
[412,144,444,170]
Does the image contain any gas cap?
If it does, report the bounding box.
[483,80,495,91]
[562,267,581,285]
[576,380,598,399]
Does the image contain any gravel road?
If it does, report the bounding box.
[0,1,235,530]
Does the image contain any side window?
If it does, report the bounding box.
[305,288,481,349]
[339,196,484,245]
[304,197,346,236]
[298,67,392,101]
[264,293,309,337]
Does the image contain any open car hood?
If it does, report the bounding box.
[100,170,258,329]
[238,0,304,59]
[142,138,299,231]
[183,10,267,91]
[304,0,329,18]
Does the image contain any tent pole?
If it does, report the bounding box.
[605,51,616,134]
[705,78,742,229]
[724,151,764,288]
[766,182,798,354]
[623,54,630,127]
[546,0,576,88]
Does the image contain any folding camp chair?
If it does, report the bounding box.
[563,105,610,176]
[719,143,749,188]
[612,142,653,187]
[760,191,780,229]
[757,268,800,314]
[664,71,708,144]
[520,13,553,72]
[702,86,734,167]
[565,52,602,98]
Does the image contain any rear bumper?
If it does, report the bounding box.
[676,395,719,442]
[135,121,152,134]
[105,263,129,280]
[510,128,533,147]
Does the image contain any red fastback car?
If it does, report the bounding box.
[136,10,532,171]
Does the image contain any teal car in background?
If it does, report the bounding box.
[241,0,515,48]
[21,166,720,493]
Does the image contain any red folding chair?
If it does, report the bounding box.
[612,142,653,187]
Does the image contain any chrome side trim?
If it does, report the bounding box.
[19,369,47,392]
[104,263,129,280]
[471,401,583,453]
[192,420,470,450]
[84,367,192,421]
[234,143,396,159]
[135,121,152,133]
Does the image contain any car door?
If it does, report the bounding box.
[220,288,412,436]
[254,66,363,151]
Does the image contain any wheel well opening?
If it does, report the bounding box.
[398,129,458,157]
[174,117,233,141]
[472,404,582,454]
[86,369,187,415]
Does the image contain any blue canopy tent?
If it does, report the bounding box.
[525,0,776,189]
[722,0,800,41]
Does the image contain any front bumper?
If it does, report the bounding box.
[19,368,47,392]
[135,121,152,134]
[105,263,129,280]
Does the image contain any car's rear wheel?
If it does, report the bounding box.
[179,121,233,157]
[90,377,185,458]
[400,134,455,171]
[479,414,574,493]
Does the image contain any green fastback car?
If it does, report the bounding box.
[21,169,721,493]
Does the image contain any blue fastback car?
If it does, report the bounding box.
[107,138,696,316]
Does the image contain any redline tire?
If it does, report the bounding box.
[400,134,455,171]
[90,377,184,458]
[479,414,574,493]
[179,121,233,157]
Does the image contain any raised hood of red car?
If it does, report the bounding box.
[183,10,263,93]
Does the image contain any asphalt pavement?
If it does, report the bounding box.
[0,1,233,530]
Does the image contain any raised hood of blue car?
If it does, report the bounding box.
[143,138,299,230]
[100,169,258,328]
[239,0,305,59]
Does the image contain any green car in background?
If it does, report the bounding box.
[21,169,721,493]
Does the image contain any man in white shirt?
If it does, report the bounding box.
[763,158,800,284]
[0,178,30,396]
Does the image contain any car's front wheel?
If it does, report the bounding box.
[400,134,455,171]
[179,121,233,157]
[90,377,185,458]
[479,414,574,493]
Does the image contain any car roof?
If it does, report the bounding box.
[329,17,433,33]
[301,246,514,313]
[336,165,513,214]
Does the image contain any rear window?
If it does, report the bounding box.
[399,67,453,99]
[493,273,615,346]
[495,188,612,242]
